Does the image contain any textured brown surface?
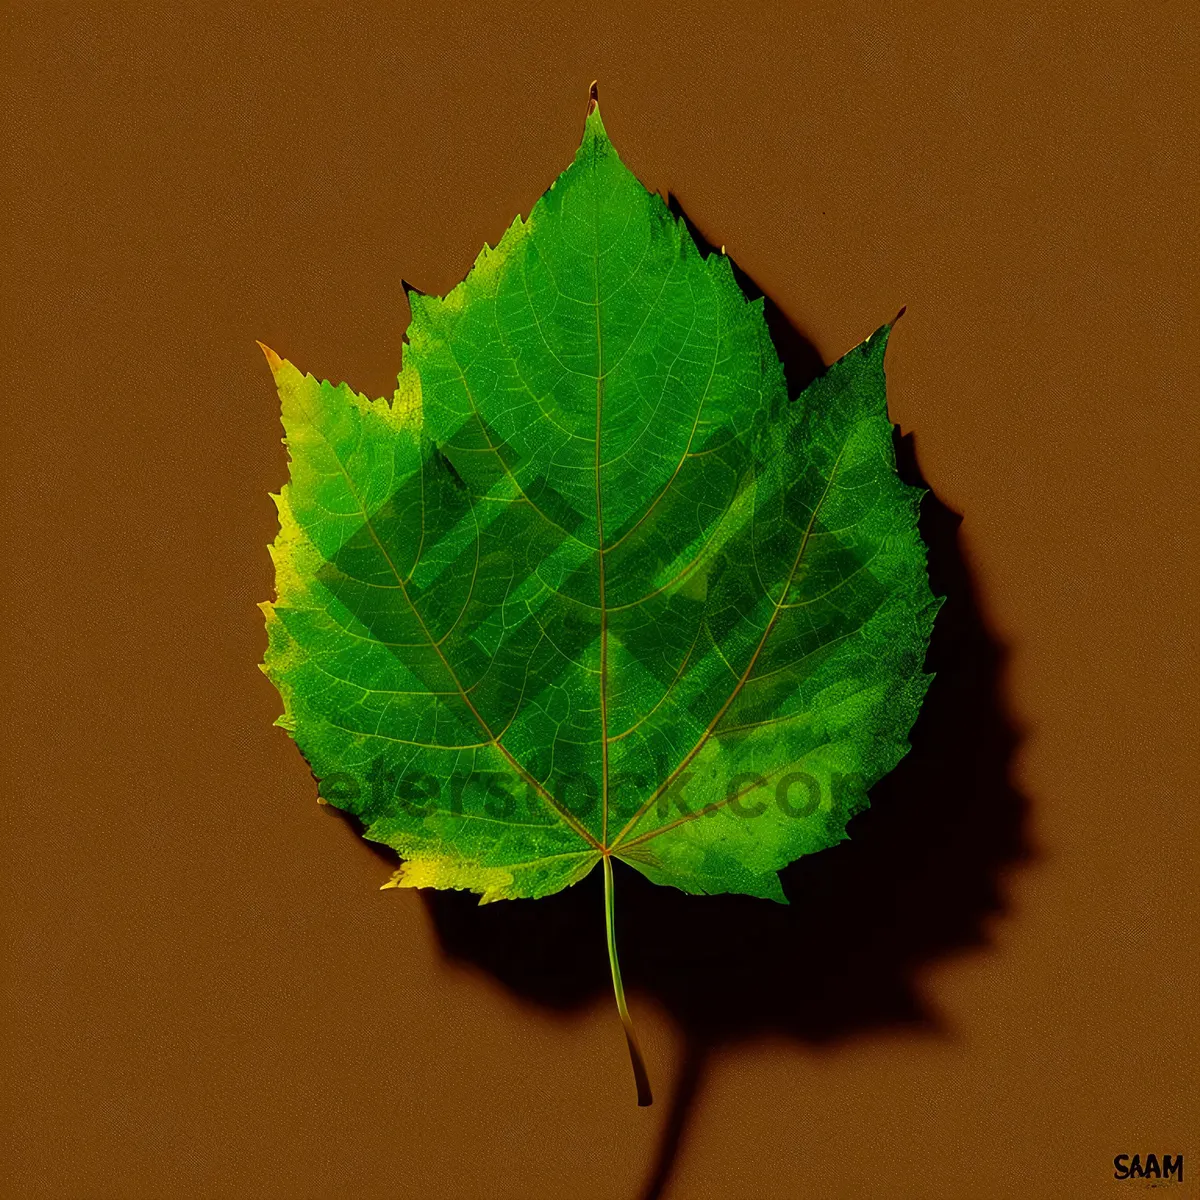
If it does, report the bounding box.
[2,4,1197,1198]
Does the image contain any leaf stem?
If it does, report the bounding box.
[603,854,653,1106]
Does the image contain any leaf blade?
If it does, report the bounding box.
[261,110,938,908]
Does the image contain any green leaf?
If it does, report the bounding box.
[259,98,939,1105]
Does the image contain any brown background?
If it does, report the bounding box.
[3,3,1197,1198]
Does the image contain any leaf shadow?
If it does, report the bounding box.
[339,199,1033,1199]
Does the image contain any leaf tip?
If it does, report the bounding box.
[256,340,283,372]
[581,80,608,143]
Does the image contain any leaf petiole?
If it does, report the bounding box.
[603,854,653,1106]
